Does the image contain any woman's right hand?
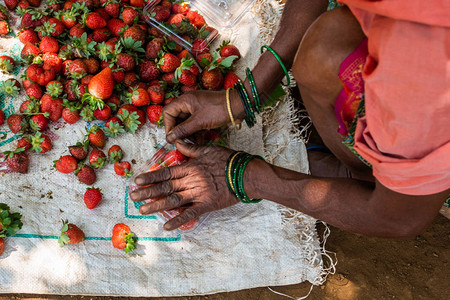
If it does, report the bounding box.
[163,89,244,143]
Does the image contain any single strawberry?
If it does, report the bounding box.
[116,53,136,72]
[107,18,125,37]
[147,85,165,104]
[158,53,180,73]
[31,132,52,153]
[201,68,224,90]
[26,83,42,99]
[42,52,62,73]
[123,25,146,45]
[41,18,65,37]
[67,59,87,79]
[58,220,85,246]
[94,105,111,121]
[54,155,78,174]
[0,20,9,36]
[81,74,94,86]
[4,0,19,10]
[61,9,78,29]
[39,36,59,53]
[146,104,163,126]
[117,106,141,133]
[7,114,28,134]
[86,12,107,29]
[129,87,150,107]
[87,125,106,148]
[40,94,63,121]
[129,0,144,8]
[186,10,205,29]
[3,148,29,173]
[84,187,102,209]
[27,0,41,7]
[87,66,114,100]
[29,114,49,132]
[161,72,176,85]
[123,71,139,87]
[95,7,111,22]
[89,148,107,169]
[21,42,41,64]
[62,107,81,124]
[181,84,199,93]
[138,60,160,82]
[219,41,241,60]
[0,55,14,73]
[104,116,125,137]
[17,137,32,151]
[76,164,97,185]
[26,64,55,86]
[196,52,213,68]
[18,28,39,44]
[223,71,241,90]
[0,78,21,97]
[69,23,85,38]
[108,144,123,162]
[104,0,119,18]
[46,80,63,98]
[179,70,196,86]
[151,5,170,22]
[0,109,5,126]
[91,28,110,43]
[122,7,139,25]
[114,161,132,177]
[111,223,136,253]
[163,149,187,166]
[69,142,89,161]
[191,38,209,57]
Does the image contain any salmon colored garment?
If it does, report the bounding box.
[338,0,450,195]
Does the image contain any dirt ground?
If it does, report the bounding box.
[1,211,448,300]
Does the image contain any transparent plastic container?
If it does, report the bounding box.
[128,142,209,232]
[143,0,256,53]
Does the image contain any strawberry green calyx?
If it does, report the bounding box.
[0,57,13,73]
[63,99,83,111]
[2,147,26,160]
[0,203,23,238]
[108,150,123,162]
[120,37,145,54]
[31,132,45,153]
[58,219,70,247]
[124,232,136,253]
[80,106,95,122]
[118,109,140,134]
[0,80,20,97]
[91,157,107,169]
[47,82,63,98]
[23,99,40,114]
[82,93,105,111]
[16,7,30,17]
[104,121,125,138]
[0,5,8,19]
[174,57,195,81]
[58,45,74,61]
[71,33,97,59]
[30,9,48,21]
[207,54,238,73]
[96,42,113,62]
[216,40,230,52]
[37,21,56,37]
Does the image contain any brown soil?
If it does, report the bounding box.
[2,213,448,300]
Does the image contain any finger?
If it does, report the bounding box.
[175,140,210,159]
[130,178,186,201]
[163,96,194,142]
[134,164,188,186]
[139,190,194,215]
[166,117,203,144]
[164,205,204,231]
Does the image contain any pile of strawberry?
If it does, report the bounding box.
[0,0,242,252]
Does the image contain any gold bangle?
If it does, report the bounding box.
[226,88,242,131]
[227,152,242,193]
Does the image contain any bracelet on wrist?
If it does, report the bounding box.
[245,68,262,114]
[260,45,291,86]
[226,88,242,131]
[234,80,256,128]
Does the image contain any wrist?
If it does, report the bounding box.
[243,157,266,199]
[229,88,246,121]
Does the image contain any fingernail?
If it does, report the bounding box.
[139,205,149,214]
[167,133,176,143]
[163,223,172,230]
[130,192,138,201]
[135,177,144,185]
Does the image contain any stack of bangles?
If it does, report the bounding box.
[227,45,290,129]
[225,151,265,203]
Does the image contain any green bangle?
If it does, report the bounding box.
[237,154,263,203]
[234,80,256,128]
[245,68,262,114]
[260,45,291,86]
[231,153,249,202]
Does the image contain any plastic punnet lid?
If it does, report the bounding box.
[143,0,219,54]
[190,0,256,29]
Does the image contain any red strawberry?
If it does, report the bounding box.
[201,68,224,90]
[161,72,176,85]
[91,28,110,43]
[179,70,196,86]
[3,148,29,173]
[42,52,62,73]
[122,7,139,25]
[108,145,123,162]
[67,59,87,78]
[158,53,180,73]
[84,187,103,209]
[89,148,107,168]
[4,0,19,10]
[46,80,63,98]
[69,23,85,38]
[186,11,205,29]
[147,85,165,104]
[191,38,209,57]
[129,0,144,8]
[27,0,41,7]
[86,12,107,29]
[138,60,160,82]
[114,161,132,177]
[29,114,49,132]
[58,220,85,246]
[151,5,171,22]
[123,25,146,45]
[94,105,111,121]
[219,41,241,60]
[39,36,59,53]
[0,55,14,73]
[172,3,189,14]
[0,20,9,36]
[69,143,88,160]
[163,149,187,166]
[26,64,55,86]
[54,155,78,174]
[61,9,77,28]
[104,1,120,18]
[0,237,4,256]
[62,107,81,124]
[26,83,43,99]
[88,67,114,99]
[196,53,213,68]
[18,28,39,44]
[95,7,111,22]
[31,132,52,153]
[130,87,150,106]
[111,223,136,252]
[21,42,41,63]
[116,53,136,72]
[17,137,32,151]
[146,104,163,125]
[107,18,125,37]
[1,78,21,97]
[76,165,97,185]
[45,18,65,36]
[88,125,106,148]
[123,71,138,87]
[223,71,241,90]
[7,114,27,134]
[40,94,63,121]
[20,100,35,113]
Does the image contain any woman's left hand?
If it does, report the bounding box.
[130,141,240,230]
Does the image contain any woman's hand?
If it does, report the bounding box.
[163,90,244,144]
[129,141,240,230]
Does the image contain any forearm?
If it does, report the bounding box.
[243,159,432,238]
[232,0,328,119]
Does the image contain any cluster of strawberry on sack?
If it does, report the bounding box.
[0,0,242,255]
